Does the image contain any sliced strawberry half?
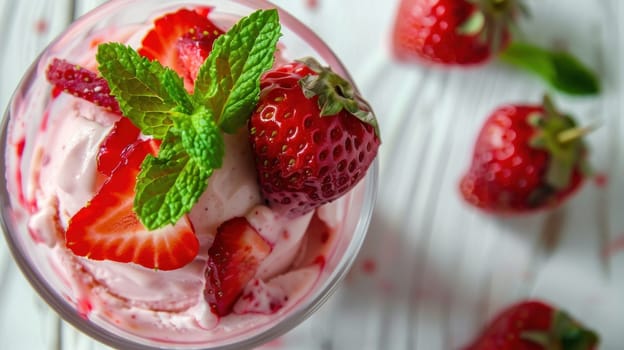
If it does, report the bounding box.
[204,217,272,317]
[66,139,199,271]
[138,7,223,82]
[97,117,141,177]
[46,58,121,114]
[176,26,224,85]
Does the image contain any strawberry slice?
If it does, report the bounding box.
[138,7,223,81]
[66,139,199,271]
[97,117,141,176]
[46,58,121,114]
[204,217,272,316]
[176,25,224,84]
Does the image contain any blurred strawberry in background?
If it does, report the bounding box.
[460,95,591,214]
[391,0,600,96]
[463,300,599,349]
[392,0,519,66]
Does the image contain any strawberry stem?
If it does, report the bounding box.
[462,0,520,53]
[520,310,599,350]
[457,11,485,35]
[528,95,589,191]
[557,125,595,144]
[520,331,562,350]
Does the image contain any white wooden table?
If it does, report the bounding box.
[2,0,624,349]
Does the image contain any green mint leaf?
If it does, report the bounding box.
[162,69,194,114]
[193,9,281,133]
[175,108,225,171]
[134,130,212,230]
[97,43,192,138]
[134,107,224,230]
[499,42,600,96]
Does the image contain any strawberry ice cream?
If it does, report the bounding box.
[2,2,377,348]
[24,97,356,341]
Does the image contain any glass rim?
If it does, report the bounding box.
[0,0,379,349]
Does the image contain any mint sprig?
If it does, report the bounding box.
[97,9,281,230]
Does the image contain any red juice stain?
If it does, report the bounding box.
[51,86,62,99]
[307,0,319,9]
[282,230,290,240]
[241,291,254,301]
[361,258,377,275]
[259,337,284,349]
[603,234,624,258]
[594,173,608,188]
[76,298,93,319]
[34,19,48,34]
[13,138,36,212]
[90,37,104,48]
[40,110,51,132]
[320,230,330,244]
[313,255,326,268]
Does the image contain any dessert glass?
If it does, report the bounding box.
[0,0,378,349]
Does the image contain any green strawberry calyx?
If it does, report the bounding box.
[459,0,526,53]
[297,57,380,138]
[521,309,599,350]
[527,95,590,204]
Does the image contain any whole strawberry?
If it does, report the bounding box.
[464,300,599,349]
[392,0,521,65]
[249,58,380,217]
[460,96,589,213]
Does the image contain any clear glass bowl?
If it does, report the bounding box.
[0,0,378,349]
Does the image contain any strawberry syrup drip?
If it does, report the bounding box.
[319,231,330,244]
[76,297,93,319]
[594,173,609,188]
[361,258,377,275]
[90,37,105,49]
[51,86,62,99]
[40,109,51,132]
[306,0,319,9]
[313,255,326,268]
[14,138,37,213]
[34,19,48,34]
[281,230,290,240]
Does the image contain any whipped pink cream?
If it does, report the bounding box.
[7,9,368,345]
